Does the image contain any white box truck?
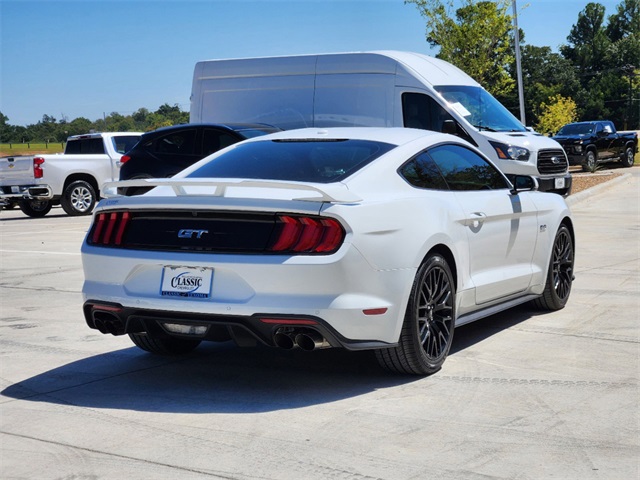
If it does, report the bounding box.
[190,50,571,195]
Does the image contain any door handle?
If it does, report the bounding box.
[466,212,487,229]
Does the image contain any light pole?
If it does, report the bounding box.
[512,0,526,126]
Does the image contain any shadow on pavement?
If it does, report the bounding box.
[2,304,540,413]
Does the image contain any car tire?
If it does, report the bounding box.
[61,180,96,216]
[533,224,574,311]
[19,199,52,217]
[621,146,635,168]
[582,150,597,172]
[375,254,455,375]
[129,333,201,355]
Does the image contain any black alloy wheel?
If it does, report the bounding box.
[582,150,598,172]
[621,146,635,167]
[534,224,574,311]
[376,254,455,375]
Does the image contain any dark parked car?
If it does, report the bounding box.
[118,123,280,195]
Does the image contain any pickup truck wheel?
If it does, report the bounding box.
[621,146,635,167]
[582,150,597,172]
[533,224,574,311]
[61,180,96,216]
[19,199,52,217]
[129,333,201,355]
[375,254,455,375]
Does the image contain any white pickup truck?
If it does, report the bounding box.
[0,132,141,217]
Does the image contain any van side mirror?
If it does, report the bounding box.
[442,120,457,135]
[510,175,538,195]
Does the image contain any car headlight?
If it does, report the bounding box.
[575,145,583,153]
[489,141,530,161]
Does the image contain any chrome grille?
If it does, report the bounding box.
[538,149,568,174]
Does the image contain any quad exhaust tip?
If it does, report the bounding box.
[91,310,126,336]
[273,328,331,351]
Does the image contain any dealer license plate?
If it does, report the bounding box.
[161,266,213,298]
[555,178,565,189]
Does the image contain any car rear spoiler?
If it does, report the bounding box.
[102,178,362,203]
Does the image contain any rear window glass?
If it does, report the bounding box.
[187,139,394,183]
[65,138,105,154]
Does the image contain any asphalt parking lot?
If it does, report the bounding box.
[1,171,638,480]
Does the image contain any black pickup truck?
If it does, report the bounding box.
[553,120,637,171]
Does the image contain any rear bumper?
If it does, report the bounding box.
[83,300,393,350]
[81,243,416,346]
[0,184,53,203]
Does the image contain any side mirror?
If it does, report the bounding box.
[510,175,538,195]
[442,120,457,135]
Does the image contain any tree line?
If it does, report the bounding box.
[407,0,639,133]
[2,0,639,141]
[0,104,189,144]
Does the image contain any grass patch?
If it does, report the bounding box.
[0,143,65,156]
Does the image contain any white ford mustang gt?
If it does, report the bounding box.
[81,127,574,375]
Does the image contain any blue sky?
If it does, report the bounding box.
[0,0,622,126]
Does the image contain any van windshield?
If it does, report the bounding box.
[434,85,526,133]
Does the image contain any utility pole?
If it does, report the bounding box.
[512,0,526,126]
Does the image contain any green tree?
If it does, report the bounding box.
[66,117,93,137]
[406,0,515,98]
[104,112,136,132]
[535,94,578,135]
[0,111,11,142]
[131,108,151,130]
[561,3,612,73]
[606,0,640,41]
[501,45,582,126]
[155,103,189,125]
[560,1,639,128]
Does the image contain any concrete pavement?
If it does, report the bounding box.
[1,170,638,480]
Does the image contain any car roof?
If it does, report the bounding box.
[142,123,278,136]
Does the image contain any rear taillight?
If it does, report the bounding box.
[269,215,344,254]
[120,155,131,164]
[89,211,131,246]
[33,157,45,179]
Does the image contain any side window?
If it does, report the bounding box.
[202,129,239,156]
[595,123,604,135]
[402,92,454,132]
[428,144,509,191]
[402,93,476,146]
[85,138,105,154]
[399,152,449,190]
[154,130,197,155]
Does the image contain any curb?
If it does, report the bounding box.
[565,172,632,206]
